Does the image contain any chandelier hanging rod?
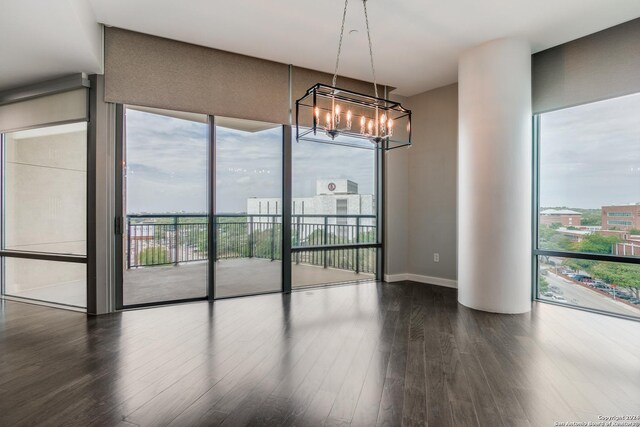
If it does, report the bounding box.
[331,0,379,98]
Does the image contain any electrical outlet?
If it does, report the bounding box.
[434,253,440,262]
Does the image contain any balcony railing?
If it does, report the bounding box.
[126,214,377,274]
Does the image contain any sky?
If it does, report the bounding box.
[125,90,639,214]
[540,92,640,209]
[125,109,375,214]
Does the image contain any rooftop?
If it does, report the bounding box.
[540,209,582,215]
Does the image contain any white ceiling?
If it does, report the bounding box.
[0,0,103,91]
[2,0,640,96]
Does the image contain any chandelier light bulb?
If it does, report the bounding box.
[335,104,341,125]
[314,106,320,120]
[346,110,352,129]
[325,112,332,128]
[368,119,374,134]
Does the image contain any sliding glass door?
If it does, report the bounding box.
[116,106,382,308]
[119,106,209,306]
[214,118,283,298]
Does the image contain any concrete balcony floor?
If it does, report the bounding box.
[123,258,375,305]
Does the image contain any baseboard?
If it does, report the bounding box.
[384,273,458,289]
[384,273,409,282]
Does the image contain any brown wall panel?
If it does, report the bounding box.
[105,28,290,124]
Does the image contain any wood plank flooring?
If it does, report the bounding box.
[0,281,638,426]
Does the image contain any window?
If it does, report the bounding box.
[2,122,88,308]
[292,139,379,288]
[535,92,640,318]
[607,220,632,226]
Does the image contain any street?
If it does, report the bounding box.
[541,270,640,316]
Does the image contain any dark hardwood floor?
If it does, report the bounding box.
[0,281,638,427]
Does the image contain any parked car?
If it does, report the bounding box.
[629,298,640,305]
[542,292,554,298]
[552,294,567,302]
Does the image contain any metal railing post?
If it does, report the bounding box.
[213,216,218,261]
[295,216,300,265]
[126,217,131,269]
[173,216,179,265]
[271,215,276,261]
[323,215,328,268]
[249,215,254,258]
[355,216,360,274]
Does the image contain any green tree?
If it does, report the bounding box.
[562,258,595,272]
[588,263,640,298]
[139,247,170,266]
[539,276,549,293]
[538,224,572,252]
[570,233,621,254]
[252,225,282,260]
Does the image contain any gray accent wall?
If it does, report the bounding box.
[405,84,458,282]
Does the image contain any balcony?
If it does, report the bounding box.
[123,214,377,304]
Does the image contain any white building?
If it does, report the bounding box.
[247,179,376,232]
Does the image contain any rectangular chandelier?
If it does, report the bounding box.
[295,83,411,150]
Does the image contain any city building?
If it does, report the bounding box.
[602,204,640,230]
[1,3,639,426]
[539,208,582,226]
[247,178,375,224]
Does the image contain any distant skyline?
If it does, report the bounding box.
[540,92,640,209]
[125,109,375,214]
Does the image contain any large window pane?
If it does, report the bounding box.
[538,93,640,257]
[3,258,86,308]
[215,118,282,298]
[538,257,639,317]
[3,122,87,256]
[292,140,377,288]
[122,107,208,305]
[537,92,640,318]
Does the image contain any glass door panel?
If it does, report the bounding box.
[291,140,377,288]
[122,107,209,306]
[214,118,282,298]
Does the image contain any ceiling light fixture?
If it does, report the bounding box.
[295,0,411,150]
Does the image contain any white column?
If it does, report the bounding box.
[457,38,532,314]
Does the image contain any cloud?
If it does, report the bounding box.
[125,110,377,214]
[539,92,640,209]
